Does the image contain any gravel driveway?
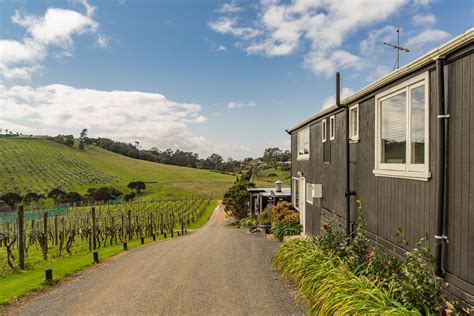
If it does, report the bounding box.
[10,205,305,315]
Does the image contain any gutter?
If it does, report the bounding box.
[335,72,356,237]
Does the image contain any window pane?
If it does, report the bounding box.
[411,85,425,164]
[350,108,358,137]
[381,91,406,163]
[293,179,299,207]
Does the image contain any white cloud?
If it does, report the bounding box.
[322,87,355,109]
[227,101,256,109]
[0,84,209,152]
[209,17,260,39]
[95,33,111,48]
[359,26,398,55]
[217,2,242,14]
[304,50,365,77]
[406,29,450,48]
[0,3,105,80]
[217,44,228,52]
[209,0,407,76]
[411,13,436,26]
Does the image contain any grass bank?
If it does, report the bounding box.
[0,200,218,305]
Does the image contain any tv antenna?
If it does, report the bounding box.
[384,26,410,70]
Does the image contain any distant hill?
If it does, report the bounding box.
[0,137,235,199]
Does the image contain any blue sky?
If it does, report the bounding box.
[0,0,472,159]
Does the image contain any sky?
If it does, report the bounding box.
[0,0,472,159]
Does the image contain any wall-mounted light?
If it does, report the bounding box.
[297,171,304,177]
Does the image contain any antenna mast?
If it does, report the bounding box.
[383,26,410,70]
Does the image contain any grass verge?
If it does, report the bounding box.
[272,238,419,315]
[187,200,219,230]
[0,200,218,305]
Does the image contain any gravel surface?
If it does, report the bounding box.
[10,205,305,316]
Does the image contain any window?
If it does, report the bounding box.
[329,116,335,140]
[292,177,300,210]
[321,119,327,143]
[297,127,310,160]
[306,183,315,204]
[374,72,430,181]
[349,104,359,142]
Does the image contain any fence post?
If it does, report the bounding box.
[127,210,132,241]
[43,210,48,258]
[54,215,58,246]
[91,207,97,251]
[17,206,25,270]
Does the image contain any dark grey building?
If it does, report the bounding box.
[287,28,473,306]
[248,180,291,216]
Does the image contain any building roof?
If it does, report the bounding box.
[286,27,474,134]
[247,187,291,196]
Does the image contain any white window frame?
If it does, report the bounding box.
[329,115,336,140]
[297,127,310,160]
[292,177,300,210]
[306,183,314,204]
[349,104,359,142]
[321,119,327,143]
[373,72,431,181]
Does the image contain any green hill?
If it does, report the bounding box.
[0,137,235,199]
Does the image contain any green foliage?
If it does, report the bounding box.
[270,201,297,223]
[238,216,257,229]
[273,239,417,315]
[222,179,254,219]
[127,181,146,193]
[257,210,271,223]
[311,205,444,314]
[271,220,302,241]
[390,233,443,314]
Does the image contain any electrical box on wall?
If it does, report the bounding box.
[314,184,322,198]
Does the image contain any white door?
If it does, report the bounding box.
[299,177,306,234]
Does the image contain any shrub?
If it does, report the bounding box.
[271,201,296,223]
[271,220,302,241]
[273,239,416,315]
[312,206,444,314]
[238,216,257,229]
[257,210,271,223]
[222,179,254,219]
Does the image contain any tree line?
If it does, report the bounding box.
[0,181,146,212]
[47,131,291,174]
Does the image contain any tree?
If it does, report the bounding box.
[127,181,146,194]
[124,192,135,202]
[1,192,23,208]
[61,192,83,204]
[79,129,88,150]
[23,192,42,203]
[48,188,66,203]
[64,135,74,146]
[87,187,123,202]
[222,179,255,219]
[206,153,223,170]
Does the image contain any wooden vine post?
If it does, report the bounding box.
[17,206,25,270]
[54,215,58,246]
[92,207,97,251]
[127,210,132,241]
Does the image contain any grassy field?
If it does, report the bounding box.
[0,137,234,199]
[252,167,291,187]
[0,200,219,305]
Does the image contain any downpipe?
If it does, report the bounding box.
[335,72,356,237]
[434,58,448,277]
